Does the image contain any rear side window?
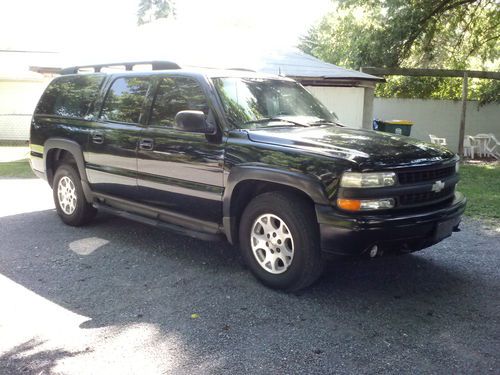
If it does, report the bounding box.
[149,77,208,127]
[35,75,104,119]
[100,77,150,124]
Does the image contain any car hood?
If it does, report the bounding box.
[246,125,456,170]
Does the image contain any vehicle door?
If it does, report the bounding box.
[136,75,224,223]
[85,76,151,199]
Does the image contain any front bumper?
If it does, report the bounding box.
[316,192,466,256]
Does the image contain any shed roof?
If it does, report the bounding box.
[254,49,384,82]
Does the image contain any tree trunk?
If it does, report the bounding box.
[458,72,468,157]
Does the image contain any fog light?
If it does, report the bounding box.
[360,198,395,210]
[337,198,395,211]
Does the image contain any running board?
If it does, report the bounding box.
[93,202,224,242]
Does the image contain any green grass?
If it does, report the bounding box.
[458,163,500,221]
[0,161,35,178]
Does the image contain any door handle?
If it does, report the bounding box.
[92,132,104,144]
[139,138,154,151]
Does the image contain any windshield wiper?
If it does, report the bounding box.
[244,117,310,128]
[309,119,345,127]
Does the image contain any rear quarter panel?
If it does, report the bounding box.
[30,115,92,176]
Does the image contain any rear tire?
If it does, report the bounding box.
[239,191,324,291]
[53,164,96,226]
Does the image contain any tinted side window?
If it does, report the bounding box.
[100,77,150,124]
[35,75,104,118]
[149,77,208,127]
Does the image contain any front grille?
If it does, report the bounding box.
[399,186,455,206]
[338,163,459,210]
[398,166,455,184]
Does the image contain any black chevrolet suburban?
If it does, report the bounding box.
[30,61,466,291]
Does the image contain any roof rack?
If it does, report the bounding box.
[227,68,256,72]
[59,60,181,75]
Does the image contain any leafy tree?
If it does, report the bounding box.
[137,0,175,26]
[300,0,500,103]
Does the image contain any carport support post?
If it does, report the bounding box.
[458,72,468,157]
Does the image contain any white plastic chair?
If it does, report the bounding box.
[463,135,479,159]
[473,133,491,157]
[484,134,500,160]
[429,134,447,146]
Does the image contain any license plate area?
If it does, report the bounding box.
[433,218,455,242]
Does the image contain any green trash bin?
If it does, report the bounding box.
[373,119,413,136]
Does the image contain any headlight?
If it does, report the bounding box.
[455,162,459,173]
[340,172,397,188]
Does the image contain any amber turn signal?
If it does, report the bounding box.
[337,198,362,211]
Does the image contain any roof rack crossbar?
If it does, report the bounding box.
[59,60,181,75]
[227,68,256,72]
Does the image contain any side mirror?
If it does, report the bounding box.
[174,110,216,134]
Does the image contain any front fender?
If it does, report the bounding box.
[222,165,330,243]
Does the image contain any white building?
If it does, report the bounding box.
[0,51,56,142]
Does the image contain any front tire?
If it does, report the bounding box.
[239,191,324,291]
[53,164,96,226]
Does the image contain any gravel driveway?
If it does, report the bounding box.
[0,179,499,374]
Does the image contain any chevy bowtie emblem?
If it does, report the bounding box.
[431,180,445,193]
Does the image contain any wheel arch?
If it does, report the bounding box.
[222,166,329,244]
[44,138,93,202]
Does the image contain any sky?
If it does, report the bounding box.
[1,0,332,68]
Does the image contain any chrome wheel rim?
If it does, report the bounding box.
[57,176,77,215]
[250,213,294,274]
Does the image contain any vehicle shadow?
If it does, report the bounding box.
[1,209,498,373]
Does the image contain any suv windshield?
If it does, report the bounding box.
[213,77,335,128]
